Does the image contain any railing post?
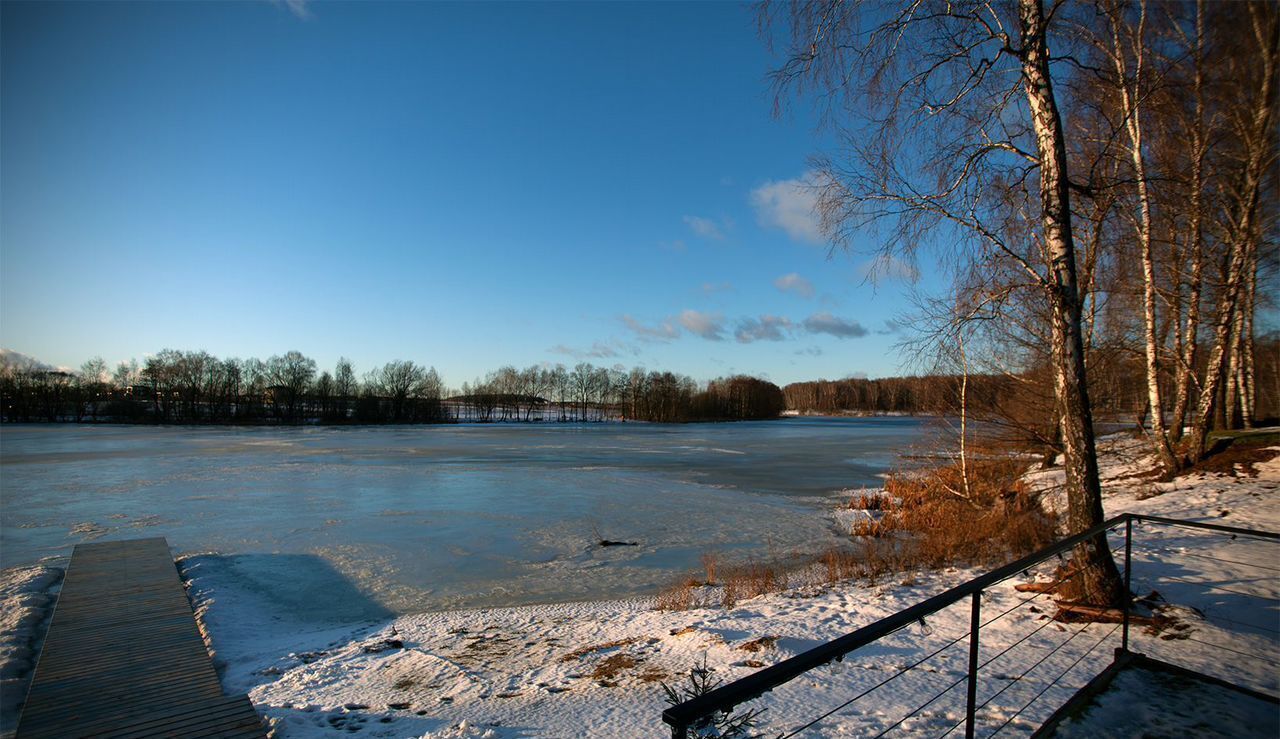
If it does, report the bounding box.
[672,723,688,739]
[965,589,981,739]
[1121,516,1133,653]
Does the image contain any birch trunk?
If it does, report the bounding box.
[1186,7,1277,461]
[1019,0,1123,606]
[1111,0,1179,475]
[1241,246,1257,428]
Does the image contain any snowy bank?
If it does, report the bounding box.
[0,563,63,738]
[178,436,1279,737]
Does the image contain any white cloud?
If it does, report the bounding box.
[0,348,54,371]
[621,315,680,342]
[802,312,869,339]
[683,215,725,241]
[678,310,726,341]
[735,315,794,343]
[750,172,825,244]
[773,272,815,299]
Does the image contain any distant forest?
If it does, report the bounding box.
[0,350,785,425]
[4,335,1275,432]
[785,333,1279,438]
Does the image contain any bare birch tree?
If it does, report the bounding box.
[762,0,1124,604]
[1185,2,1277,461]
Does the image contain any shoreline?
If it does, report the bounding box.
[4,435,1277,737]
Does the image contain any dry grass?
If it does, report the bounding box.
[655,580,695,611]
[591,653,639,680]
[873,457,1058,570]
[650,453,1058,611]
[846,492,892,511]
[850,517,893,538]
[736,636,777,652]
[721,558,784,609]
[560,637,638,662]
[1180,435,1280,478]
[701,551,720,585]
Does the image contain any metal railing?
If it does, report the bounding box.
[661,513,1280,738]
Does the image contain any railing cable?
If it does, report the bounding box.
[776,630,971,738]
[1174,549,1280,573]
[868,672,968,739]
[987,624,1120,737]
[1156,575,1280,602]
[1179,636,1280,668]
[968,615,1099,719]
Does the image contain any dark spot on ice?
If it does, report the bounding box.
[598,539,638,547]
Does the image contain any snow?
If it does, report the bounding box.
[171,435,1279,737]
[1050,665,1280,738]
[4,434,1277,737]
[0,562,63,738]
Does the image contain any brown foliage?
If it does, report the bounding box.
[1178,435,1280,479]
[655,580,695,612]
[871,457,1058,570]
[721,559,783,609]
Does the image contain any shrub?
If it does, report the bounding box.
[656,579,695,611]
[876,457,1057,569]
[700,551,719,585]
[661,655,764,738]
[721,558,783,609]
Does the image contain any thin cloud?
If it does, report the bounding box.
[621,315,680,342]
[750,172,824,244]
[877,318,905,335]
[701,281,734,295]
[774,272,815,299]
[803,312,869,339]
[549,341,622,360]
[858,254,919,283]
[795,346,824,356]
[272,0,312,19]
[683,215,725,241]
[735,315,794,343]
[678,309,726,341]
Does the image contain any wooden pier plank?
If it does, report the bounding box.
[16,538,264,739]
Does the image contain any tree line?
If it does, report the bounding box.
[783,333,1280,430]
[0,350,784,425]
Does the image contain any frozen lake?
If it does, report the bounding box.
[0,418,938,615]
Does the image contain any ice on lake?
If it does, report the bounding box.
[0,417,937,615]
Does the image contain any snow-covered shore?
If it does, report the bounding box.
[180,436,1279,737]
[0,563,62,738]
[3,435,1276,737]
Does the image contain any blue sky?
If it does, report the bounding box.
[1,0,939,387]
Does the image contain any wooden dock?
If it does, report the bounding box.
[16,537,264,738]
